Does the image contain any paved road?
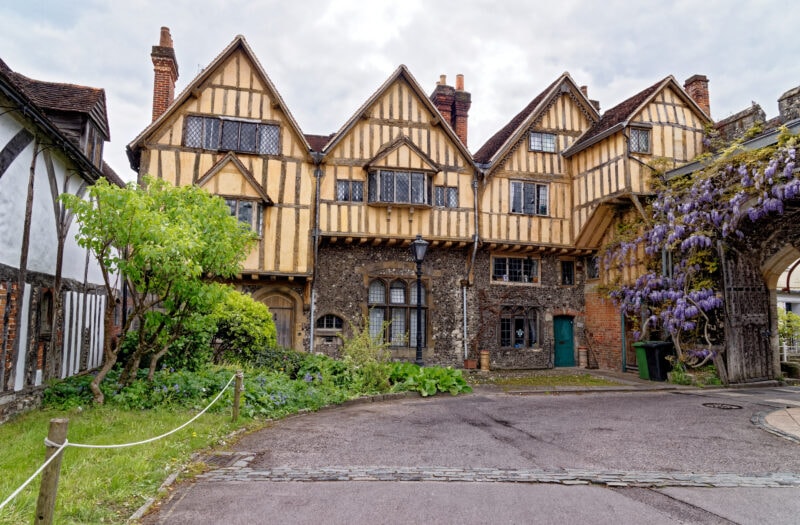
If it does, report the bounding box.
[141,386,800,524]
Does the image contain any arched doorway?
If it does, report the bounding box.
[721,205,800,382]
[263,295,294,350]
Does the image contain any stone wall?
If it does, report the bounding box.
[470,250,585,369]
[779,86,800,123]
[313,243,471,366]
[0,388,43,423]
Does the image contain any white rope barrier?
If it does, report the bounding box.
[0,373,237,512]
[0,440,69,512]
[47,373,236,449]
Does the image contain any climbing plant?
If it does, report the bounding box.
[604,127,799,367]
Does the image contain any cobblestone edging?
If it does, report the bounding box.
[198,464,800,488]
[752,411,800,445]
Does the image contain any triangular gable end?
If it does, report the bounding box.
[477,72,599,177]
[365,135,440,172]
[321,65,473,164]
[127,35,311,165]
[196,153,273,204]
[564,76,712,157]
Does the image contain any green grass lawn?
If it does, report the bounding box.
[0,406,256,524]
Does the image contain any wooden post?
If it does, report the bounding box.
[232,370,243,422]
[35,418,68,525]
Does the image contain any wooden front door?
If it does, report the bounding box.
[554,316,575,367]
[264,295,294,349]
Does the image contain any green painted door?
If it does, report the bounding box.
[554,316,575,367]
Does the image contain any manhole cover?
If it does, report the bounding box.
[702,402,743,410]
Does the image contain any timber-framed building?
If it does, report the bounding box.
[127,28,716,371]
[0,58,123,420]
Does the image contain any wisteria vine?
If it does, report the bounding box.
[604,128,799,363]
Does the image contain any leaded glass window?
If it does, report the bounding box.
[529,132,556,153]
[367,278,426,348]
[183,115,279,155]
[629,128,651,153]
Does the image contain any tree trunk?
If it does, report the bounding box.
[147,345,170,381]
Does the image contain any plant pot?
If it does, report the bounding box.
[479,350,490,371]
[463,359,477,369]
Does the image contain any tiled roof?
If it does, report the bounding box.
[305,133,334,152]
[102,161,126,188]
[473,77,561,164]
[9,74,104,115]
[568,78,665,152]
[0,59,109,139]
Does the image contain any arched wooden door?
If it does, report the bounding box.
[264,295,294,349]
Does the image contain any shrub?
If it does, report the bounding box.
[211,288,277,364]
[248,346,306,378]
[389,363,473,397]
[339,316,392,393]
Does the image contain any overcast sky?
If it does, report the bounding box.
[1,0,797,181]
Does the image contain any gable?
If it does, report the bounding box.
[477,74,599,176]
[128,36,311,165]
[196,153,272,203]
[323,68,472,168]
[366,135,440,172]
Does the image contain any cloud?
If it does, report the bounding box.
[1,0,797,180]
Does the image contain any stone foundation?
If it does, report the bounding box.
[0,388,44,423]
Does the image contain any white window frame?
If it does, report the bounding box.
[529,132,556,153]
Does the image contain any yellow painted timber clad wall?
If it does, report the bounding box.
[480,91,593,247]
[319,77,474,243]
[571,86,706,241]
[138,48,313,276]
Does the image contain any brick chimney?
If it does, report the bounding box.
[151,27,179,122]
[684,74,710,117]
[430,74,471,147]
[453,74,471,146]
[431,75,455,125]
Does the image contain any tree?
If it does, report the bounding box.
[61,176,257,403]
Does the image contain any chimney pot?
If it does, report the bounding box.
[456,74,464,91]
[159,26,173,47]
[580,85,588,97]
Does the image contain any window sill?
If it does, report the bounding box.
[509,212,549,217]
[368,202,432,209]
[491,280,540,286]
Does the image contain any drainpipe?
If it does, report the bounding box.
[309,152,324,353]
[462,169,483,359]
[621,311,627,372]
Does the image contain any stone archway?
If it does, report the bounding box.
[251,287,305,351]
[721,204,800,382]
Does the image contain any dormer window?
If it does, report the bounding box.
[184,115,280,155]
[629,128,651,154]
[529,132,556,153]
[367,170,431,206]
